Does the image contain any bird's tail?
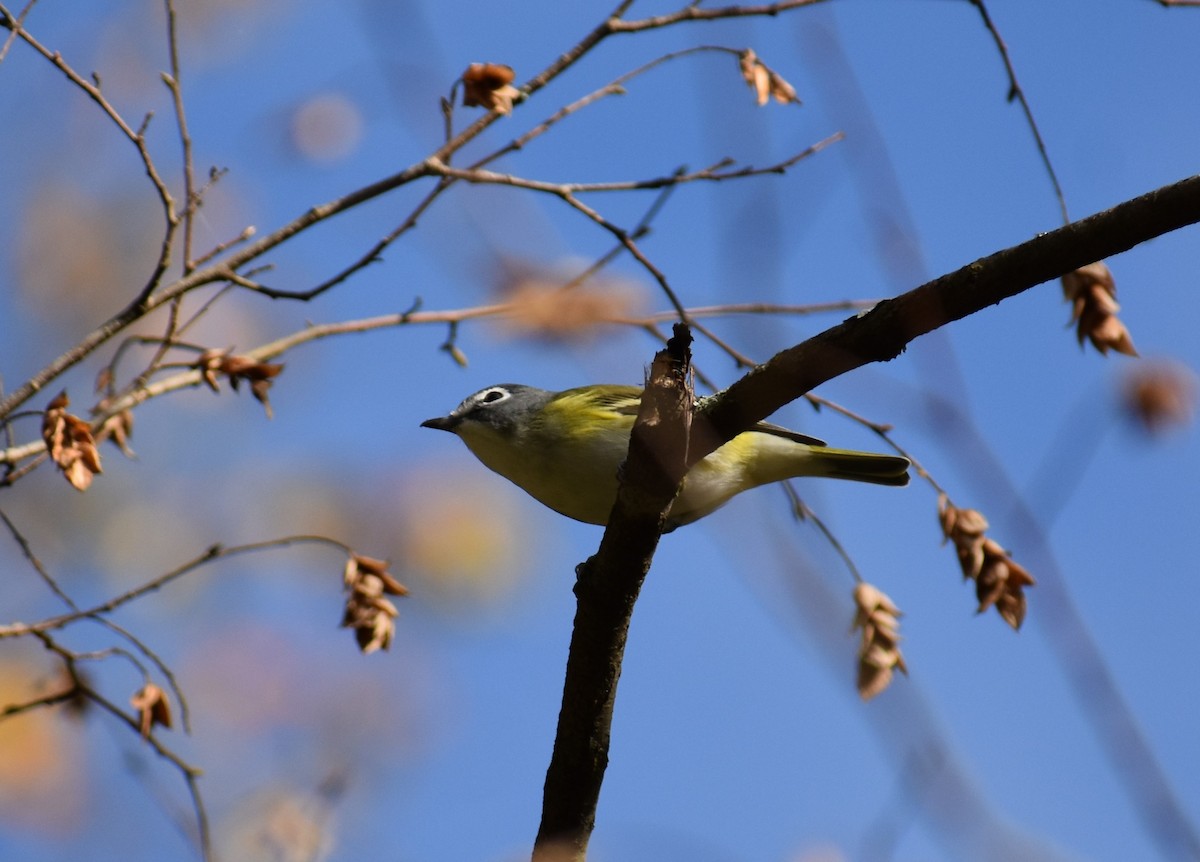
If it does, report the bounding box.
[807,446,911,487]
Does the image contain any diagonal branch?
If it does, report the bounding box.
[696,173,1200,453]
[534,325,694,860]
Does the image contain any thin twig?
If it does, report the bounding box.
[641,299,880,320]
[968,0,1069,223]
[780,482,863,582]
[37,632,213,861]
[0,535,352,640]
[561,189,693,322]
[611,0,831,33]
[476,45,745,173]
[0,506,196,729]
[428,135,838,194]
[0,0,38,64]
[559,169,684,291]
[162,0,197,270]
[242,176,453,301]
[190,225,256,269]
[0,6,179,240]
[423,135,838,323]
[804,393,947,497]
[0,687,80,718]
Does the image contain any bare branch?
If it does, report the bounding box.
[968,0,1069,223]
[0,685,80,719]
[780,482,864,582]
[161,0,197,270]
[611,0,831,34]
[696,173,1200,458]
[0,156,434,422]
[0,6,179,240]
[0,0,840,423]
[535,325,694,859]
[0,535,352,640]
[427,135,838,194]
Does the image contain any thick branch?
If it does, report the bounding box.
[534,326,693,861]
[697,173,1200,452]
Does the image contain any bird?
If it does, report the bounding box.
[422,383,909,530]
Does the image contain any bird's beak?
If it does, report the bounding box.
[420,416,457,432]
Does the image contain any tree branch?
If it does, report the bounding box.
[534,325,694,860]
[697,173,1200,453]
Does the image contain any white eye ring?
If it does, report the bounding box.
[478,387,510,406]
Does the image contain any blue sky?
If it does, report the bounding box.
[1,2,1198,861]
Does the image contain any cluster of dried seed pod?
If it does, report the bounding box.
[341,554,409,654]
[939,495,1035,630]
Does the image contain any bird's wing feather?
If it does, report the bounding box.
[556,386,826,446]
[749,420,826,448]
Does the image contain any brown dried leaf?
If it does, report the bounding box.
[938,497,989,579]
[738,49,771,105]
[342,555,359,588]
[351,553,388,576]
[856,661,895,702]
[938,497,1035,627]
[462,63,520,114]
[41,391,102,491]
[378,570,410,597]
[357,613,395,654]
[1062,262,1138,357]
[852,583,907,701]
[195,351,285,416]
[222,356,284,383]
[341,551,408,653]
[975,538,1035,630]
[952,507,988,537]
[737,48,800,106]
[130,683,172,738]
[975,554,1009,614]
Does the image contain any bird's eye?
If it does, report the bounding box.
[481,388,507,404]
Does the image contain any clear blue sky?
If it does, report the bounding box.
[0,2,1198,861]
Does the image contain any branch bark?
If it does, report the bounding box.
[534,326,693,860]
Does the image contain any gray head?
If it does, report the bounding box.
[420,384,553,437]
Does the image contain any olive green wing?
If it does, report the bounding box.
[588,385,644,415]
[570,386,828,446]
[542,385,644,431]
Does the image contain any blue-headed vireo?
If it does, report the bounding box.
[422,384,909,529]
